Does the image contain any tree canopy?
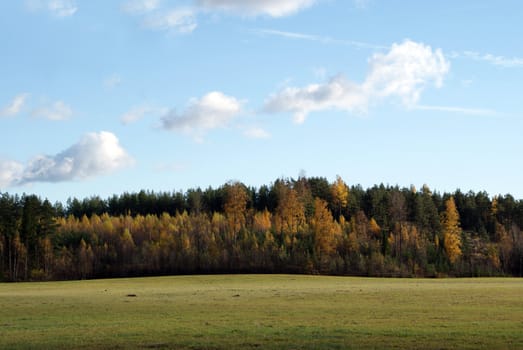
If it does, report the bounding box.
[1,177,523,281]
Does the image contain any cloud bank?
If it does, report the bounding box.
[161,91,243,137]
[0,131,132,188]
[264,40,450,123]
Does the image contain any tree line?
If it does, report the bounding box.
[1,176,523,281]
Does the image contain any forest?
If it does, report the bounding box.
[1,176,523,281]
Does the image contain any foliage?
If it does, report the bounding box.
[1,177,523,280]
[442,197,462,264]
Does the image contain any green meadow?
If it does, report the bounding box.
[1,275,522,349]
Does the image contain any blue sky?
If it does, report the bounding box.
[1,0,523,203]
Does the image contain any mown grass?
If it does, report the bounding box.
[1,275,522,349]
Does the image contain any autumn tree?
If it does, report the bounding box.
[190,212,215,271]
[311,198,340,270]
[120,228,135,268]
[442,197,462,264]
[369,218,381,238]
[331,175,349,219]
[3,179,523,280]
[223,182,249,240]
[78,239,94,279]
[252,209,272,234]
[273,184,306,247]
[389,222,425,275]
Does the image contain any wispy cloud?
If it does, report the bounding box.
[0,93,29,117]
[31,100,73,121]
[48,0,77,17]
[257,30,523,69]
[120,105,166,125]
[253,28,386,49]
[124,0,317,35]
[195,0,317,17]
[451,50,523,68]
[26,0,78,17]
[0,131,133,187]
[121,0,161,14]
[142,7,198,34]
[161,91,243,140]
[123,2,197,35]
[413,105,498,116]
[264,40,450,123]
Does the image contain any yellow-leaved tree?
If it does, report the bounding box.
[331,175,349,219]
[312,198,340,257]
[369,218,381,238]
[274,186,306,239]
[223,182,249,241]
[311,198,341,271]
[442,196,462,264]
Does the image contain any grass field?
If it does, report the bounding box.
[1,275,522,349]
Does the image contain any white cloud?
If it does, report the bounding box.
[122,0,161,14]
[0,131,133,187]
[0,94,29,117]
[264,40,450,123]
[195,0,316,17]
[0,161,24,189]
[363,40,449,105]
[142,8,198,34]
[31,100,73,121]
[265,75,367,124]
[244,127,271,139]
[161,91,243,137]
